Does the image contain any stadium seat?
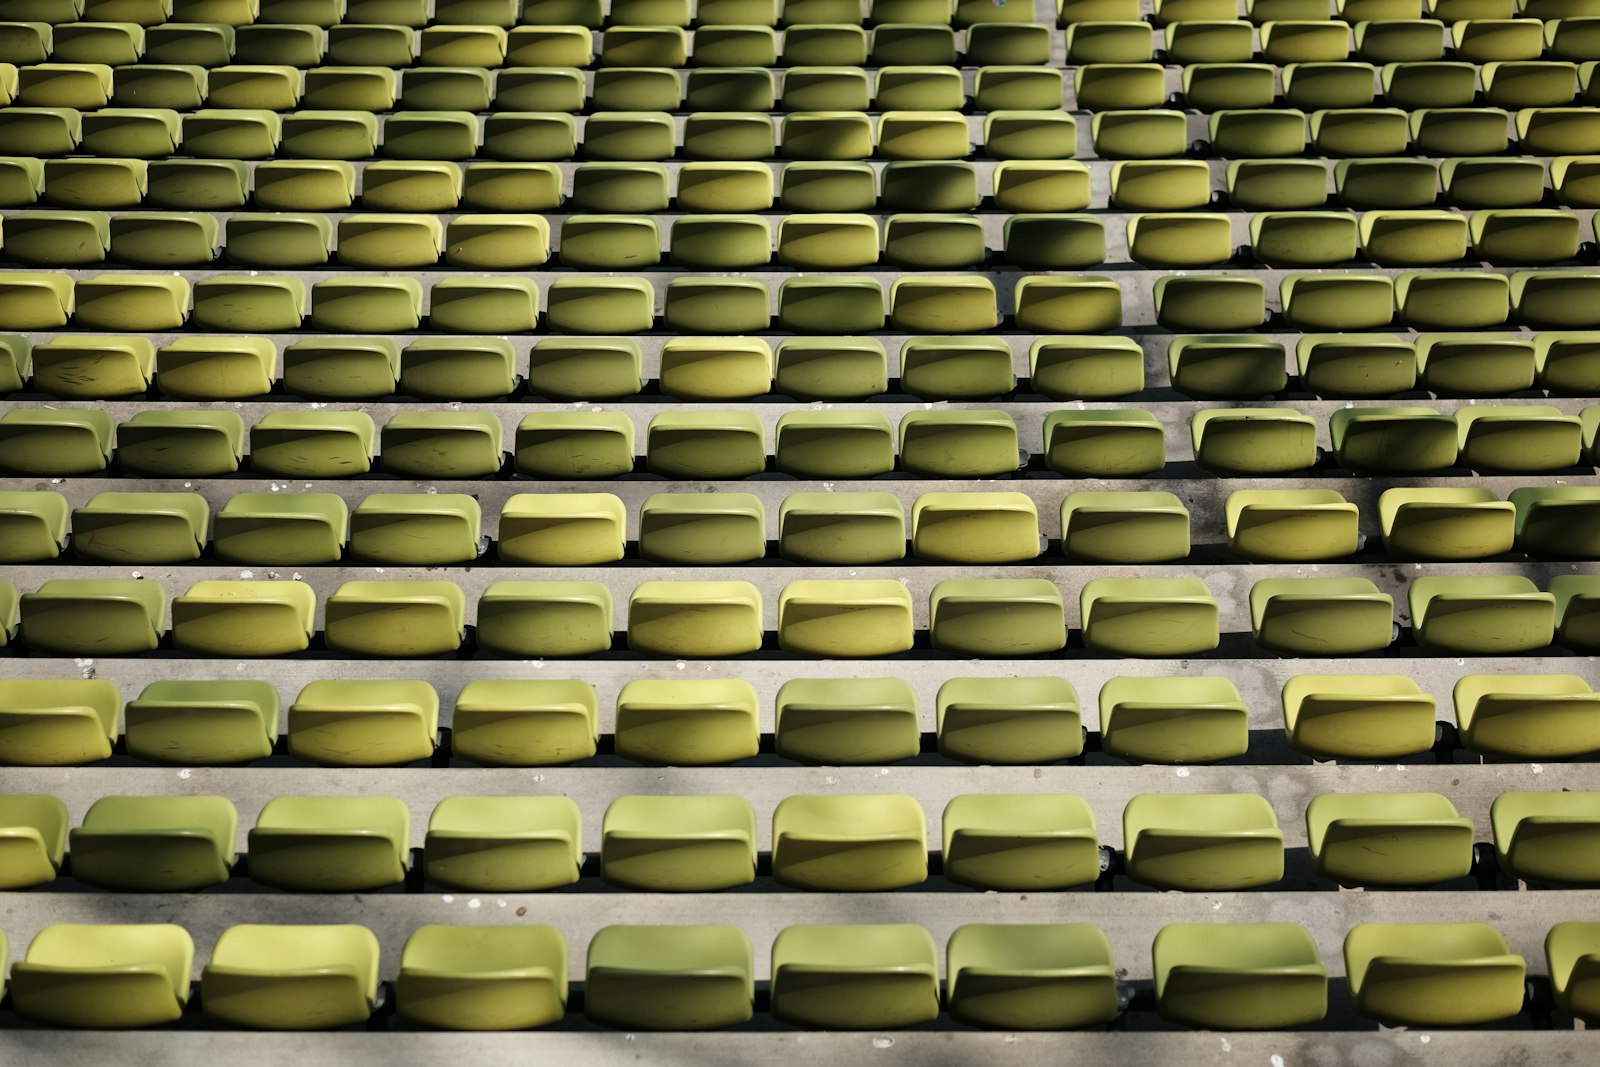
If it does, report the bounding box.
[912,491,1039,564]
[514,411,636,479]
[425,795,583,891]
[769,925,940,1029]
[213,492,346,566]
[936,676,1083,764]
[449,679,600,767]
[614,678,760,764]
[1308,792,1474,886]
[774,411,895,477]
[1153,924,1327,1029]
[638,492,765,565]
[777,579,914,657]
[0,793,68,888]
[477,581,613,658]
[1192,408,1318,475]
[1081,578,1220,657]
[396,925,569,1031]
[1409,575,1555,654]
[323,580,466,658]
[0,491,68,563]
[1330,406,1459,473]
[9,924,194,1028]
[1168,336,1287,398]
[772,794,927,889]
[777,492,907,565]
[1060,491,1190,563]
[774,676,918,763]
[1226,489,1360,562]
[1282,674,1440,761]
[1381,487,1516,559]
[70,491,207,564]
[947,923,1119,1029]
[1455,673,1600,758]
[123,680,279,765]
[1043,409,1165,477]
[1344,924,1525,1026]
[1123,793,1284,890]
[600,794,756,891]
[1099,676,1248,764]
[68,795,237,892]
[930,578,1067,656]
[171,580,315,657]
[583,925,753,1031]
[201,925,378,1031]
[247,795,411,892]
[1493,794,1600,886]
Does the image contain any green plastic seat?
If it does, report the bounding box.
[1494,794,1600,886]
[351,493,482,566]
[1154,276,1266,332]
[252,162,356,213]
[525,338,640,401]
[899,410,1020,477]
[1330,406,1459,473]
[1193,408,1317,475]
[514,412,636,479]
[213,492,346,566]
[898,335,1015,399]
[947,923,1118,1031]
[774,411,895,478]
[777,276,885,332]
[627,581,763,658]
[1397,271,1512,330]
[20,579,163,656]
[936,676,1082,764]
[2,208,109,267]
[1308,792,1473,886]
[883,215,985,270]
[248,795,410,892]
[1044,409,1165,477]
[1381,487,1514,560]
[0,678,120,766]
[1128,214,1234,269]
[124,680,279,765]
[0,272,74,331]
[1123,793,1284,890]
[73,273,189,332]
[1456,674,1600,758]
[283,337,398,400]
[1064,20,1152,63]
[112,410,241,478]
[1409,575,1555,654]
[772,794,926,891]
[310,277,423,333]
[942,794,1099,890]
[662,277,770,335]
[769,925,938,1030]
[985,110,1081,160]
[288,679,439,767]
[646,411,766,479]
[993,161,1092,213]
[1002,214,1107,270]
[1458,405,1584,473]
[778,492,906,565]
[156,336,275,400]
[1100,676,1248,764]
[1546,923,1600,1020]
[362,160,464,212]
[1153,924,1327,1030]
[1168,336,1287,399]
[498,494,625,568]
[1520,487,1600,558]
[1442,156,1548,210]
[1226,489,1359,562]
[1294,333,1416,397]
[43,158,147,210]
[600,794,756,891]
[0,491,67,563]
[324,581,466,658]
[0,793,67,888]
[776,214,877,269]
[889,276,997,333]
[0,106,82,156]
[1536,331,1600,394]
[1345,924,1525,1026]
[614,678,759,765]
[424,796,581,892]
[1081,577,1220,657]
[476,581,614,658]
[1336,158,1437,209]
[638,492,764,565]
[10,925,193,1028]
[1252,213,1357,268]
[912,491,1038,564]
[930,579,1066,656]
[774,677,917,763]
[658,337,772,401]
[450,679,598,767]
[69,491,205,565]
[1090,109,1189,159]
[1210,110,1311,159]
[397,924,568,1031]
[381,412,504,479]
[171,580,314,657]
[1282,674,1437,761]
[1028,336,1142,400]
[69,795,236,892]
[250,411,374,478]
[1514,271,1600,329]
[1059,491,1188,564]
[584,925,753,1031]
[191,276,306,332]
[201,925,378,1031]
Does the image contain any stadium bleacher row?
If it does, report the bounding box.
[3,0,1600,1060]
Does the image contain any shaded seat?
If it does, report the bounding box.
[1493,793,1600,885]
[380,413,503,480]
[514,411,636,479]
[911,491,1038,564]
[1154,276,1266,332]
[777,492,907,565]
[1336,157,1438,209]
[1344,924,1525,1026]
[171,580,315,657]
[659,337,772,401]
[1396,271,1511,331]
[774,677,917,764]
[1013,276,1123,333]
[646,411,766,479]
[1513,271,1600,329]
[929,578,1066,656]
[156,336,275,400]
[1307,792,1473,886]
[1193,408,1317,475]
[1546,923,1600,1022]
[70,491,206,564]
[638,492,764,565]
[288,680,439,767]
[1554,574,1600,653]
[584,925,753,1031]
[1282,674,1438,761]
[627,581,762,658]
[1168,336,1287,399]
[323,581,466,658]
[1330,406,1459,474]
[10,924,193,1028]
[1059,491,1188,564]
[614,678,759,766]
[1081,577,1219,657]
[1380,487,1514,560]
[1535,331,1600,394]
[600,794,756,891]
[1043,409,1165,477]
[424,795,581,892]
[936,676,1083,764]
[1294,333,1415,398]
[772,794,927,890]
[1029,336,1142,401]
[30,335,154,399]
[774,411,895,478]
[1227,489,1359,562]
[1252,213,1358,268]
[1409,575,1554,654]
[124,680,278,766]
[1457,405,1584,473]
[192,276,306,332]
[1123,793,1284,890]
[1417,332,1536,396]
[947,923,1117,1030]
[248,795,410,892]
[1099,676,1248,764]
[114,410,243,478]
[69,795,236,892]
[497,493,624,567]
[201,924,378,1031]
[0,793,68,888]
[525,337,641,401]
[1251,577,1394,656]
[350,493,482,566]
[477,581,613,658]
[777,580,914,658]
[450,679,599,767]
[0,678,121,766]
[1454,673,1600,758]
[899,410,1020,477]
[397,924,568,1031]
[942,793,1098,891]
[249,411,374,478]
[20,579,163,656]
[1282,274,1394,331]
[770,924,939,1030]
[777,276,885,332]
[1153,924,1327,1030]
[0,273,74,332]
[213,492,346,566]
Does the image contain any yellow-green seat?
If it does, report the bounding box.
[1125,793,1283,890]
[248,795,410,891]
[249,162,354,213]
[947,923,1117,1030]
[1226,489,1359,562]
[1100,676,1247,764]
[1553,574,1600,652]
[899,410,1020,477]
[1455,673,1600,758]
[912,491,1039,564]
[20,579,163,656]
[1060,491,1189,563]
[942,793,1098,890]
[994,161,1093,213]
[1330,406,1459,474]
[497,494,625,567]
[249,410,375,478]
[201,924,378,1031]
[192,276,306,333]
[214,492,347,566]
[772,794,927,890]
[883,215,985,271]
[600,794,756,891]
[936,676,1083,764]
[2,209,110,267]
[69,794,236,892]
[1251,577,1394,655]
[30,335,154,399]
[1193,408,1317,475]
[1128,214,1234,269]
[70,491,206,564]
[770,924,939,1029]
[1295,334,1416,398]
[10,924,193,1028]
[0,793,67,888]
[114,410,243,478]
[584,925,753,1031]
[514,411,636,479]
[380,413,503,480]
[124,680,278,766]
[1081,577,1219,657]
[627,581,762,658]
[424,795,581,892]
[324,581,465,658]
[282,337,396,399]
[450,679,598,766]
[310,277,423,333]
[1494,794,1600,886]
[0,491,66,564]
[1282,274,1395,331]
[476,581,613,658]
[1029,336,1143,399]
[1211,110,1311,158]
[777,276,885,332]
[1043,409,1165,477]
[0,579,14,647]
[1153,924,1327,1029]
[350,493,481,566]
[930,578,1066,656]
[1381,487,1514,559]
[156,336,276,400]
[1458,405,1583,473]
[398,924,568,1031]
[288,680,439,767]
[73,273,189,332]
[525,338,641,401]
[889,276,998,333]
[1345,923,1525,1026]
[899,335,1016,400]
[1154,276,1266,332]
[646,411,766,479]
[615,678,759,766]
[1090,109,1189,159]
[1546,923,1600,1021]
[1536,331,1600,394]
[773,411,895,478]
[1409,575,1554,654]
[363,160,464,213]
[638,492,764,565]
[1396,271,1511,330]
[774,677,917,763]
[171,580,315,657]
[658,337,772,401]
[778,491,906,565]
[1417,332,1537,396]
[1168,336,1288,400]
[1308,792,1473,886]
[776,580,914,658]
[1282,674,1438,761]
[775,213,879,270]
[1445,158,1547,209]
[1002,214,1107,270]
[662,277,770,335]
[0,273,74,332]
